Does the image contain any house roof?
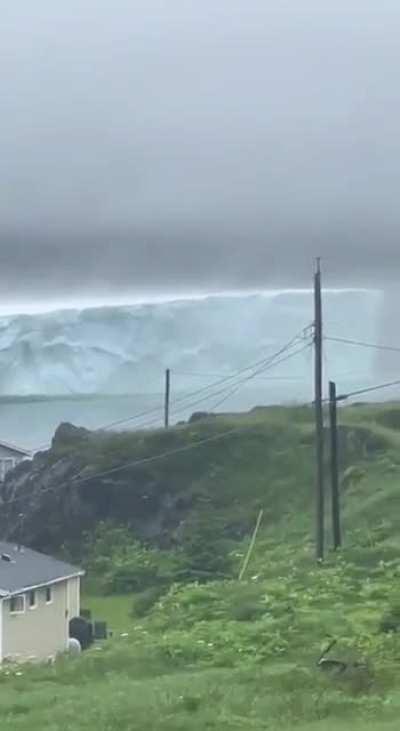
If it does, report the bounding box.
[0,440,31,457]
[0,542,83,596]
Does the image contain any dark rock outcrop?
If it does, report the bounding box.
[0,423,199,554]
[189,412,216,424]
[52,422,91,449]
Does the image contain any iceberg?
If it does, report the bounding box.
[0,289,386,448]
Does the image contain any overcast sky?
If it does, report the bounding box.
[1,1,400,307]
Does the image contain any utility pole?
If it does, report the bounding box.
[314,258,324,561]
[329,381,341,550]
[164,368,170,429]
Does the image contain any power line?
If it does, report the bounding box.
[124,340,310,431]
[170,335,310,408]
[10,355,398,521]
[165,325,311,409]
[208,342,312,412]
[10,327,314,518]
[71,327,312,434]
[94,400,164,432]
[71,425,250,486]
[325,335,400,354]
[95,374,271,435]
[72,327,315,435]
[336,378,400,402]
[3,423,255,511]
[29,324,313,452]
[162,330,313,421]
[173,370,304,381]
[31,378,234,449]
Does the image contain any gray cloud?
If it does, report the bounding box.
[1,0,400,305]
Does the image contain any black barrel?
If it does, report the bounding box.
[93,621,108,640]
[69,616,93,650]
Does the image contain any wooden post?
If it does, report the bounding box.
[329,381,341,550]
[314,258,324,561]
[238,510,263,581]
[164,368,170,429]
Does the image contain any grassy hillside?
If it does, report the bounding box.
[2,402,400,730]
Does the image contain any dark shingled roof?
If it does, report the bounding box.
[0,542,83,596]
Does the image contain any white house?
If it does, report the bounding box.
[0,541,84,663]
[0,441,31,482]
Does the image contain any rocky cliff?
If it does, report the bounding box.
[0,410,382,560]
[0,408,319,556]
[0,422,204,554]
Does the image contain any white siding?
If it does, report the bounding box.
[1,577,80,663]
[67,576,81,619]
[0,445,29,482]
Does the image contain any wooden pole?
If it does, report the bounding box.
[329,381,341,550]
[164,368,170,429]
[238,509,263,581]
[314,258,325,561]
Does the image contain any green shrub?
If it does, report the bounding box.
[131,586,166,618]
[179,510,235,578]
[379,605,400,634]
[229,599,265,622]
[376,408,400,431]
[83,522,183,594]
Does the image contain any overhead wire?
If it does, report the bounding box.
[31,323,313,450]
[71,424,251,486]
[8,325,400,533]
[7,336,317,510]
[6,325,314,521]
[13,335,400,522]
[173,336,308,406]
[2,422,256,513]
[324,334,400,402]
[335,378,400,402]
[208,342,312,412]
[172,370,304,381]
[10,323,400,536]
[100,324,313,427]
[325,335,400,354]
[129,325,313,428]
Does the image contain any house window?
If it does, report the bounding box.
[0,458,15,481]
[10,595,25,614]
[29,590,37,609]
[4,458,15,476]
[45,586,53,604]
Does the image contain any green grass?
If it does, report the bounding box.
[4,400,400,729]
[2,568,400,731]
[81,594,133,634]
[0,645,399,731]
[4,544,400,731]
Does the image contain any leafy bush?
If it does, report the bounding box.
[82,515,241,596]
[83,522,183,594]
[179,509,235,578]
[379,605,400,634]
[131,586,166,618]
[229,599,265,622]
[376,408,400,431]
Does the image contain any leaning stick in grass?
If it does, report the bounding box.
[238,509,263,581]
